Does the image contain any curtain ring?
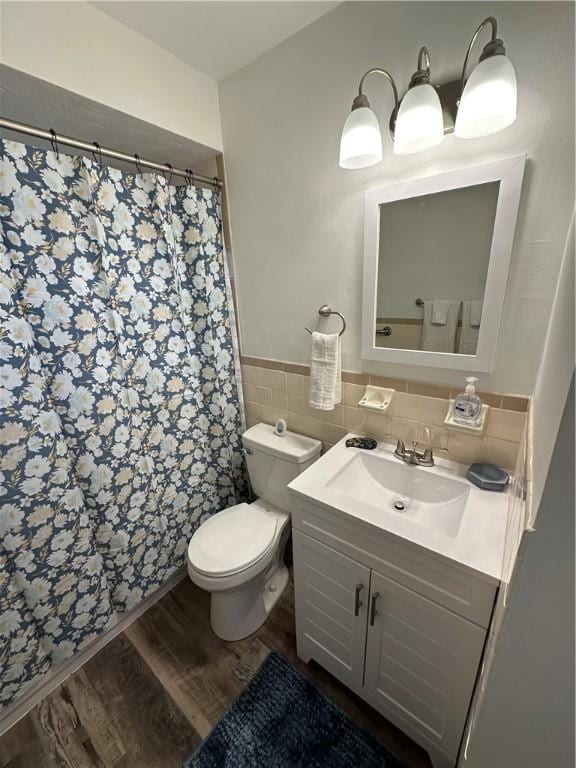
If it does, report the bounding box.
[92,142,103,165]
[164,163,174,186]
[185,168,195,186]
[134,153,143,174]
[49,129,60,159]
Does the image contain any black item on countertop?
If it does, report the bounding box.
[345,437,378,450]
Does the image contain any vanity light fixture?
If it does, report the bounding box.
[454,17,517,139]
[339,17,516,169]
[393,47,444,156]
[339,68,398,169]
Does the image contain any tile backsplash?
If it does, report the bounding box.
[241,357,528,471]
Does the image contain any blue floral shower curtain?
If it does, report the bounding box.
[0,139,245,707]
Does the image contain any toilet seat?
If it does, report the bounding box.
[188,503,278,578]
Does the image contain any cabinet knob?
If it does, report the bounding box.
[354,583,364,616]
[370,592,380,626]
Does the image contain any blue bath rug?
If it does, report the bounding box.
[184,651,406,768]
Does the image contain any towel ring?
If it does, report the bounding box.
[305,305,346,337]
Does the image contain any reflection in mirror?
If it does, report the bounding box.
[375,182,500,355]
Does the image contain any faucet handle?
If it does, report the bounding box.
[420,445,449,464]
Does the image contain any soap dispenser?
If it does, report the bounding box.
[453,377,482,426]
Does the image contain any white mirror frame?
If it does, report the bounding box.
[362,155,526,372]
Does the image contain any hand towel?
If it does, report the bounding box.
[470,300,483,327]
[431,299,452,325]
[459,301,481,355]
[309,332,341,411]
[421,301,460,352]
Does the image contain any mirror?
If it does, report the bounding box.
[376,182,499,356]
[362,156,526,372]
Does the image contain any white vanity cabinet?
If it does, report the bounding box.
[291,499,498,768]
[363,570,487,763]
[292,531,370,690]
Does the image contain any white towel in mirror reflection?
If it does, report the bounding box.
[459,300,483,354]
[469,300,483,327]
[431,299,452,325]
[421,301,460,352]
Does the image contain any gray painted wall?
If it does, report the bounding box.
[465,378,575,767]
[530,214,575,518]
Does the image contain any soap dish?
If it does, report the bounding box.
[358,386,394,413]
[444,400,489,435]
[467,463,509,492]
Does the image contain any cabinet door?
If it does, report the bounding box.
[293,530,370,689]
[364,570,487,759]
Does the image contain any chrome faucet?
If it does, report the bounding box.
[392,421,449,467]
[394,439,437,467]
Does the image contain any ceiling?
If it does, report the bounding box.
[92,1,341,82]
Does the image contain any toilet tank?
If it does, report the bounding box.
[242,423,322,511]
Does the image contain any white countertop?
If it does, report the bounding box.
[288,434,513,583]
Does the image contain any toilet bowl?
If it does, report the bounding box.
[187,423,321,641]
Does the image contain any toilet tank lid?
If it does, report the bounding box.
[243,423,321,464]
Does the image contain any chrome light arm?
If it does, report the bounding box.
[408,46,432,87]
[418,46,431,76]
[353,68,400,138]
[358,68,400,108]
[460,16,506,95]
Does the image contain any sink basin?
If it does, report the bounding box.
[288,434,511,582]
[326,451,470,538]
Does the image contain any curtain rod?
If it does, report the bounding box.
[0,117,222,189]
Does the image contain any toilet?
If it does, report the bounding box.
[187,422,321,641]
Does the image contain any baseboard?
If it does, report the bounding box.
[0,567,187,737]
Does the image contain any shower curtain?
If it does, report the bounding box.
[0,139,246,707]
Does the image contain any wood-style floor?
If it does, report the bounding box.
[0,574,432,768]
